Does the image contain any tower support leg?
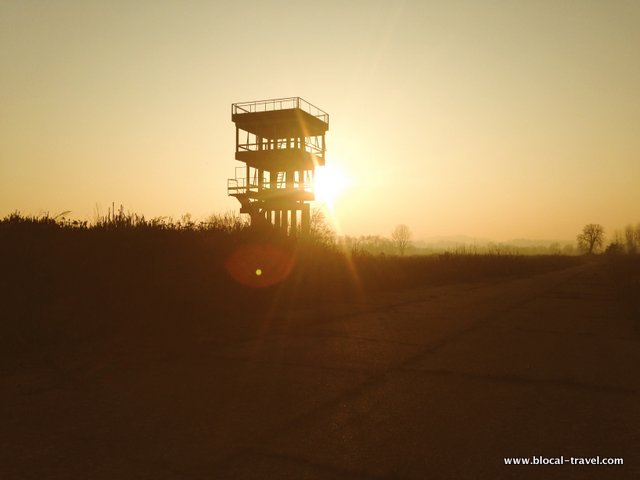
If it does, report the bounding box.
[301,204,310,236]
[291,208,298,236]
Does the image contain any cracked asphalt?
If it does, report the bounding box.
[3,262,638,479]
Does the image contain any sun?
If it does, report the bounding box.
[314,164,349,206]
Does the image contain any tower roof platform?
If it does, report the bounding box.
[232,97,329,139]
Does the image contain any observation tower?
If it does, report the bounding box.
[227,97,329,235]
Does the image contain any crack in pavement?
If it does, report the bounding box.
[397,367,638,396]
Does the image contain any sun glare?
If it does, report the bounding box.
[314,164,349,206]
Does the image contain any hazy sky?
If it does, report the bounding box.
[2,0,639,241]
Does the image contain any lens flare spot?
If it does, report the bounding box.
[225,243,294,288]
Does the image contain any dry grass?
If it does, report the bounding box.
[0,211,584,364]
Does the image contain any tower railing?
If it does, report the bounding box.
[236,141,324,155]
[232,97,329,124]
[227,177,313,195]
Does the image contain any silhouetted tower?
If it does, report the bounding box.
[228,97,329,234]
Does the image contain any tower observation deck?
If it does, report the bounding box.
[228,97,329,235]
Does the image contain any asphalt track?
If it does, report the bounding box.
[3,262,638,479]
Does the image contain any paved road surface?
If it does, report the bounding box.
[3,262,638,479]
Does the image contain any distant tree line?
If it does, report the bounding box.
[340,234,576,256]
[575,222,640,255]
[605,223,640,255]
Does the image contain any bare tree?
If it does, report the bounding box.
[309,208,336,245]
[577,224,605,254]
[624,224,638,254]
[391,224,412,256]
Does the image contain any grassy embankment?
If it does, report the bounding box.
[0,211,584,365]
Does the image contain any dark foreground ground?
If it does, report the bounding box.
[1,249,639,479]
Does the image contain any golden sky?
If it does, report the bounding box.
[1,0,639,241]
